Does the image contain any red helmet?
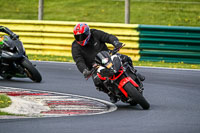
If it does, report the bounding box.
[73,23,91,46]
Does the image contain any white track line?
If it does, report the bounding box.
[0,86,117,117]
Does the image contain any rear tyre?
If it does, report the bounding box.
[124,82,150,110]
[21,58,42,82]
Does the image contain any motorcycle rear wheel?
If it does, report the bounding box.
[123,82,150,110]
[21,58,42,82]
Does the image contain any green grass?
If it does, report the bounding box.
[28,54,74,62]
[0,95,14,116]
[0,0,200,26]
[0,0,200,69]
[133,61,200,69]
[0,95,25,116]
[28,54,200,69]
[0,94,12,108]
[0,111,15,116]
[0,95,20,116]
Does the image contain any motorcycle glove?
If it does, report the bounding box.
[83,69,91,78]
[10,33,19,40]
[113,41,123,49]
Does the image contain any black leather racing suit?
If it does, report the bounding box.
[72,29,118,73]
[0,26,18,65]
[71,29,133,91]
[0,26,17,51]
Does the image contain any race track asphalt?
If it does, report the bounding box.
[0,61,200,133]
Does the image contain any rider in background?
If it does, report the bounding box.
[71,23,145,103]
[0,26,19,65]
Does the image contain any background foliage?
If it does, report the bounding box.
[0,0,199,26]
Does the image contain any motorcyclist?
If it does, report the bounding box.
[0,26,19,66]
[71,23,145,103]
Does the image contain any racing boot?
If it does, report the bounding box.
[96,87,109,93]
[108,92,118,103]
[124,55,145,81]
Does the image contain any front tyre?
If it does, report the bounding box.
[21,58,42,82]
[124,82,150,110]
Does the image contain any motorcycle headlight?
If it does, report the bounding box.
[106,62,113,69]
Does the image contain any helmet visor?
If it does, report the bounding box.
[74,33,89,41]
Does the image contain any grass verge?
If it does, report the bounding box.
[0,111,15,116]
[28,54,200,69]
[0,94,12,108]
[0,94,13,115]
[0,0,199,26]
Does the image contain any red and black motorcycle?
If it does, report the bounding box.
[88,45,150,110]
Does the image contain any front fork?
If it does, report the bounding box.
[103,77,133,103]
[103,78,121,98]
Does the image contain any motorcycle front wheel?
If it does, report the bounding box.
[123,82,150,110]
[21,58,42,82]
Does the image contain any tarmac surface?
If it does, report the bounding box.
[0,61,200,133]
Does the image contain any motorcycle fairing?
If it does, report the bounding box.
[97,67,139,98]
[97,67,124,81]
[1,50,23,60]
[97,73,106,80]
[1,35,25,54]
[95,50,140,99]
[111,55,121,72]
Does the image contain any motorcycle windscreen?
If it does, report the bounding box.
[14,40,25,54]
[3,35,25,54]
[2,35,15,50]
[111,55,121,72]
[95,51,112,65]
[1,50,22,60]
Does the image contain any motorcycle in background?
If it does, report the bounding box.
[0,35,42,82]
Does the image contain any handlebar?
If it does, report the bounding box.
[110,44,125,55]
